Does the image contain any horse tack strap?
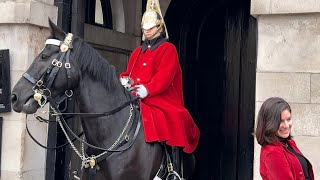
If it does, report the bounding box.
[89,167,98,180]
[95,115,142,163]
[65,50,72,90]
[45,39,61,46]
[26,118,84,149]
[42,34,74,90]
[45,53,66,89]
[88,157,99,180]
[53,96,139,118]
[23,73,37,84]
[45,65,61,89]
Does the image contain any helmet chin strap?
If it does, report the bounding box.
[144,24,163,41]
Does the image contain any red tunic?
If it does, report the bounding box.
[260,139,314,180]
[120,42,200,153]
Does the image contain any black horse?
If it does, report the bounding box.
[11,20,195,180]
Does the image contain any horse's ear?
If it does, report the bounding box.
[48,18,66,40]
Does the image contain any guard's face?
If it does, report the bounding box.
[276,109,292,139]
[143,26,160,40]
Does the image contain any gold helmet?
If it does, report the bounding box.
[141,0,169,40]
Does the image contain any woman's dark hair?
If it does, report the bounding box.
[255,97,292,146]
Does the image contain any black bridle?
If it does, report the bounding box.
[22,33,142,172]
[23,34,79,108]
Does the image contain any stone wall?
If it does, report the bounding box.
[0,0,57,179]
[251,0,320,179]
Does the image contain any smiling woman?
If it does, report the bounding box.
[276,108,292,139]
[255,97,314,180]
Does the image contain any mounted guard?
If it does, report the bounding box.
[11,15,198,179]
[120,0,200,179]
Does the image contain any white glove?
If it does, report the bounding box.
[134,85,149,99]
[120,76,133,90]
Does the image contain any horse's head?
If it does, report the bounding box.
[11,19,82,114]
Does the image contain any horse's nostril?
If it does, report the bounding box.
[11,93,17,103]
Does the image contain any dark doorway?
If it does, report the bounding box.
[49,0,256,179]
[166,0,257,179]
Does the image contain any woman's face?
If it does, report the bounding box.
[143,26,160,40]
[276,109,292,138]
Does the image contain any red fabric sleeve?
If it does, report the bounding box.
[263,151,294,180]
[144,44,179,96]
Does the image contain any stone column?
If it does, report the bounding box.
[251,1,320,179]
[0,0,57,179]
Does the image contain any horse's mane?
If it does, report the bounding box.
[75,38,118,90]
[48,27,119,91]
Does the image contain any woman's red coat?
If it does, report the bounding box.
[260,139,314,180]
[120,42,200,153]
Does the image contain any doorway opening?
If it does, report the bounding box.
[166,0,257,179]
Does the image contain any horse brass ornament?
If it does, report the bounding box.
[89,158,96,169]
[33,92,42,102]
[167,163,173,172]
[60,33,73,52]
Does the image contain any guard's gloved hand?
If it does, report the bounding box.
[134,85,149,99]
[120,76,133,90]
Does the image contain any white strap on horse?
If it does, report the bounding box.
[45,39,61,46]
[153,176,162,180]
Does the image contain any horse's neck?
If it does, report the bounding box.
[76,74,130,146]
[77,75,125,111]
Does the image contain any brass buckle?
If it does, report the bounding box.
[167,163,173,172]
[89,158,96,169]
[36,80,43,87]
[65,63,71,68]
[52,59,62,67]
[60,43,69,52]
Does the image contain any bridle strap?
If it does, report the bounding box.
[66,50,72,90]
[45,39,61,46]
[46,64,61,89]
[53,96,139,118]
[23,73,37,84]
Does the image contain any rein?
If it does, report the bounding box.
[52,96,139,118]
[25,115,84,149]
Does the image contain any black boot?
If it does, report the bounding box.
[167,146,182,180]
